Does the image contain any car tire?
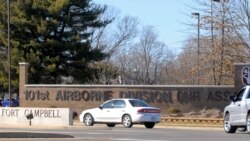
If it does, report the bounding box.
[247,114,250,133]
[224,113,237,133]
[122,115,133,128]
[84,113,94,126]
[144,122,155,129]
[106,123,116,127]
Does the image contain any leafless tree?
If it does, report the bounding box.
[178,0,249,85]
[91,14,139,60]
[89,12,139,84]
[201,0,250,85]
[229,0,250,49]
[116,26,175,85]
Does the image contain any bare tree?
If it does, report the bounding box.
[230,0,250,49]
[204,0,250,84]
[178,0,247,85]
[117,26,175,85]
[107,16,139,59]
[91,15,139,59]
[89,13,139,84]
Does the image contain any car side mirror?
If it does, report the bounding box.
[229,96,236,102]
[99,106,103,110]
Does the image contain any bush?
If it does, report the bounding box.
[168,107,181,114]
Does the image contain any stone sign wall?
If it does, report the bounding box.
[0,107,73,126]
[18,63,250,114]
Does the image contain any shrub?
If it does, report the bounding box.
[168,107,181,114]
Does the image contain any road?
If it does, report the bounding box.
[0,125,248,141]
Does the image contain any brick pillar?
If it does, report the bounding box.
[234,63,250,90]
[19,62,29,106]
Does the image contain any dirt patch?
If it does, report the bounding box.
[165,108,223,118]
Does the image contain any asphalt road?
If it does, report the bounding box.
[0,125,249,141]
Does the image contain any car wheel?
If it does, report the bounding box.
[84,113,94,126]
[144,122,155,129]
[224,113,237,133]
[122,115,133,128]
[247,114,250,133]
[106,123,116,127]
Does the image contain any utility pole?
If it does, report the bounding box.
[211,0,216,85]
[192,12,200,85]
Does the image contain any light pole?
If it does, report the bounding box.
[192,12,200,85]
[7,0,11,106]
[210,0,221,85]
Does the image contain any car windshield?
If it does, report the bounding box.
[129,100,150,107]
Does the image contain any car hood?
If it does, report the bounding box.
[83,107,98,112]
[81,107,100,115]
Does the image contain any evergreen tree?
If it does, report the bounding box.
[0,0,111,91]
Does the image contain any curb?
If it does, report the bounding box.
[0,118,224,129]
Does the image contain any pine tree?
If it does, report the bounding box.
[0,0,111,91]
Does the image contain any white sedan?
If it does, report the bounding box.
[79,98,161,128]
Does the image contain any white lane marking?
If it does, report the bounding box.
[113,139,170,141]
[84,132,107,135]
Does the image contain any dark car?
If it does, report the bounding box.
[1,98,19,107]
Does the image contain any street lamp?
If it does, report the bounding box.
[192,12,200,85]
[7,0,11,106]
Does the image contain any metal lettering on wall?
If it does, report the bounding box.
[25,90,233,103]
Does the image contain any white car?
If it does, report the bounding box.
[223,86,250,133]
[79,98,161,128]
